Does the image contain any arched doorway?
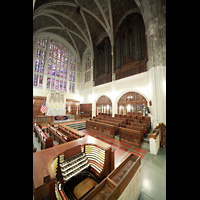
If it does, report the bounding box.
[96,95,112,115]
[118,92,147,116]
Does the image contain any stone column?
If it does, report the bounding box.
[142,0,166,128]
[111,44,115,81]
[105,38,109,74]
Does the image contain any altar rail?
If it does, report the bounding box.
[33,116,54,125]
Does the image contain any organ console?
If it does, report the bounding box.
[33,136,115,200]
[33,135,141,200]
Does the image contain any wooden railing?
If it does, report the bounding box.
[33,115,54,125]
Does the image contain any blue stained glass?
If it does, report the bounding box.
[37,49,41,57]
[34,74,38,86]
[64,81,66,91]
[52,65,56,76]
[35,59,39,72]
[47,77,50,89]
[60,80,63,90]
[42,51,46,59]
[48,63,52,75]
[39,75,43,87]
[40,60,45,73]
[51,78,55,89]
[49,50,52,57]
[55,79,59,90]
[56,66,60,77]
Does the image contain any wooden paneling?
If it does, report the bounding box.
[96,95,112,115]
[66,99,80,115]
[80,103,92,112]
[33,96,46,117]
[80,103,92,117]
[118,92,147,116]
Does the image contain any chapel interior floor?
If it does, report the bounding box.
[33,122,166,200]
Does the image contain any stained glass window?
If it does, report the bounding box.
[69,54,76,93]
[34,74,38,86]
[64,81,66,91]
[72,83,74,93]
[39,75,43,87]
[52,65,56,76]
[85,71,91,82]
[35,59,39,72]
[60,67,63,78]
[48,63,51,75]
[137,104,140,111]
[34,38,47,87]
[34,38,75,92]
[40,60,45,73]
[60,80,63,90]
[51,78,55,89]
[47,77,50,89]
[56,66,60,77]
[85,52,91,82]
[55,79,59,90]
[69,82,71,93]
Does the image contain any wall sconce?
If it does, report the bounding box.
[149,100,152,106]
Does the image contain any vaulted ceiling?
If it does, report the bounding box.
[33,0,141,62]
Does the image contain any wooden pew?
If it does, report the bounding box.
[130,121,148,136]
[86,120,115,138]
[34,123,54,149]
[103,116,126,125]
[92,118,120,134]
[33,144,37,153]
[47,124,68,144]
[123,124,144,141]
[58,124,85,139]
[96,115,126,127]
[119,127,141,147]
[140,116,151,132]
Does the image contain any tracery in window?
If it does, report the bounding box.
[69,54,75,93]
[34,38,47,87]
[34,38,76,93]
[85,52,91,82]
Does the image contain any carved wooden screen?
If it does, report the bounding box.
[96,95,112,115]
[118,92,147,116]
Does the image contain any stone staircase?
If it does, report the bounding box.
[141,134,150,151]
[66,122,86,131]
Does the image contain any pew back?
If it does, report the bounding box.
[130,121,148,135]
[86,120,115,138]
[124,124,144,141]
[119,127,141,147]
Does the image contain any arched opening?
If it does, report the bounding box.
[96,95,112,116]
[118,91,148,116]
